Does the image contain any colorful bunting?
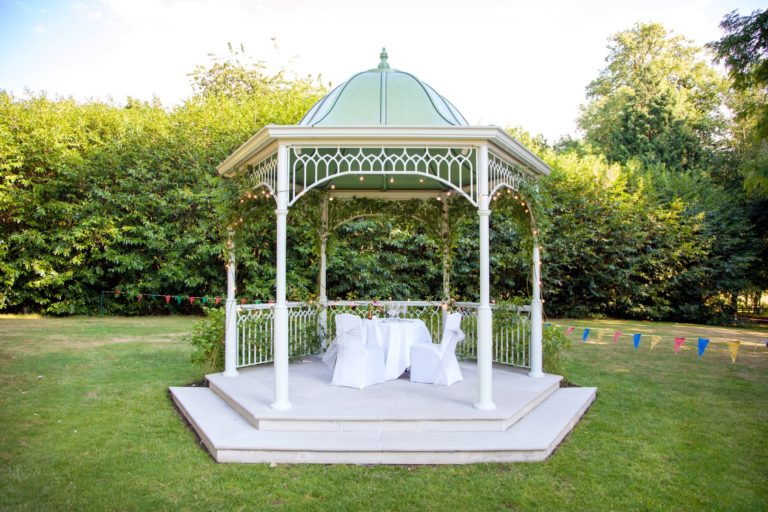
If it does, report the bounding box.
[189,296,195,305]
[650,335,661,350]
[582,328,590,342]
[727,341,740,363]
[137,294,142,302]
[674,337,685,354]
[165,295,171,304]
[565,326,575,336]
[215,297,221,305]
[697,338,709,358]
[613,331,622,343]
[632,333,641,350]
[176,295,182,305]
[241,298,247,305]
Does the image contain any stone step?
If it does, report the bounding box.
[206,361,563,432]
[170,386,596,464]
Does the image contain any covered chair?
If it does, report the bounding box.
[324,313,385,389]
[410,312,465,386]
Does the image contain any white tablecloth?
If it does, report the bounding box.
[365,318,432,380]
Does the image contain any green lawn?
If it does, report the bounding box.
[1,315,766,511]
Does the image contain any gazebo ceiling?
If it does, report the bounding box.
[299,48,468,127]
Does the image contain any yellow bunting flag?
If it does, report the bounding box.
[727,340,740,363]
[650,335,662,350]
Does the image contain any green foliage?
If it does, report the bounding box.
[1,29,765,326]
[0,49,325,314]
[578,22,726,171]
[185,307,225,374]
[543,324,571,375]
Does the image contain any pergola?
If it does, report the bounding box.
[216,49,550,412]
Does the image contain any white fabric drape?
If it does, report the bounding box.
[410,312,464,386]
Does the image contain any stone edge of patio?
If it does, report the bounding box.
[205,361,563,433]
[170,386,596,464]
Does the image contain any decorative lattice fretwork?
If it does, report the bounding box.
[245,153,278,197]
[289,146,476,206]
[488,152,528,196]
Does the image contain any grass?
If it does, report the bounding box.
[1,315,766,511]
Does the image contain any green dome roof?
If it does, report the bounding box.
[299,49,468,127]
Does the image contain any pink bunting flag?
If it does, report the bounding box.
[613,331,622,343]
[189,296,195,304]
[215,297,221,305]
[137,294,142,302]
[674,337,685,354]
[165,295,171,304]
[565,326,575,336]
[241,298,247,305]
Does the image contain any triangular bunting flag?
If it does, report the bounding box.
[202,297,208,304]
[137,294,142,302]
[165,295,171,304]
[115,289,121,297]
[241,298,247,305]
[565,326,575,336]
[176,295,182,305]
[632,333,641,350]
[582,328,590,343]
[650,335,661,350]
[697,338,709,358]
[674,337,685,354]
[215,297,221,305]
[596,331,605,343]
[613,331,622,343]
[189,296,195,305]
[727,340,740,363]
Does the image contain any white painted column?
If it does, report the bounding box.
[223,230,238,377]
[475,145,495,411]
[271,144,292,410]
[318,193,329,347]
[529,241,545,377]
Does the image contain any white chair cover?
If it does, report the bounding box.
[322,313,363,371]
[326,314,385,389]
[410,312,464,386]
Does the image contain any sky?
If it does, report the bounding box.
[0,0,763,142]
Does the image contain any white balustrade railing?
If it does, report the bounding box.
[235,300,531,369]
[236,302,321,368]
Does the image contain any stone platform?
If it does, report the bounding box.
[170,357,595,464]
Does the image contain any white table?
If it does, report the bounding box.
[365,318,432,380]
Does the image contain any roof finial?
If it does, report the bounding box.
[378,47,389,69]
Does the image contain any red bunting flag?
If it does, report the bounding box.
[165,295,171,303]
[241,298,247,304]
[115,289,121,297]
[674,337,685,354]
[189,296,195,305]
[613,331,622,343]
[565,326,575,336]
[215,297,221,305]
[137,294,142,302]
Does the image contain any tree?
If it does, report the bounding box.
[710,9,768,197]
[578,23,726,171]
